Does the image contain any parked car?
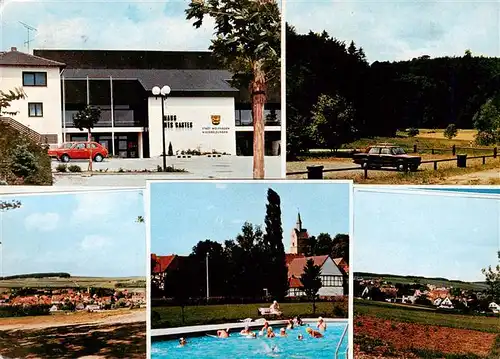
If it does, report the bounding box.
[48,141,109,163]
[353,144,421,171]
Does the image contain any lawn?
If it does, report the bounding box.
[152,301,348,328]
[354,300,499,333]
[0,276,146,290]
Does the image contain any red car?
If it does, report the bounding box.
[48,141,109,163]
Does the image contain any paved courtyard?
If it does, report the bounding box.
[51,156,283,187]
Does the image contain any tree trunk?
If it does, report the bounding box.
[312,299,316,315]
[87,130,93,172]
[251,60,267,179]
[181,305,185,325]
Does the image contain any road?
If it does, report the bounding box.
[51,156,283,187]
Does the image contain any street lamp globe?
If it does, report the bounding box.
[161,85,171,96]
[152,86,161,96]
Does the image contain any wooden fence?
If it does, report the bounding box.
[287,149,499,180]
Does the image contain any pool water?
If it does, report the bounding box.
[152,322,348,359]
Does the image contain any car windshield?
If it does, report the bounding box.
[391,147,406,155]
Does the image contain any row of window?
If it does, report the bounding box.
[321,275,344,287]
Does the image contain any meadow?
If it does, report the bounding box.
[0,276,146,290]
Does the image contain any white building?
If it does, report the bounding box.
[0,47,64,144]
[0,48,282,159]
[286,255,345,297]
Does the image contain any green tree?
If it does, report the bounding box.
[73,105,102,171]
[263,188,288,300]
[167,266,189,325]
[444,123,458,139]
[482,251,500,302]
[300,258,322,314]
[0,88,26,117]
[9,144,38,178]
[186,0,281,179]
[473,98,500,145]
[311,94,357,151]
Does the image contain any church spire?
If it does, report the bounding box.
[296,210,302,231]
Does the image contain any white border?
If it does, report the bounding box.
[145,179,354,358]
[354,186,500,200]
[280,0,287,179]
[0,186,143,197]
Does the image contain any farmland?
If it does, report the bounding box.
[354,300,500,358]
[0,276,146,291]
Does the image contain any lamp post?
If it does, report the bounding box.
[206,252,209,302]
[152,85,171,172]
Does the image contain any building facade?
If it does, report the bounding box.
[32,49,281,158]
[0,47,64,143]
[290,212,309,254]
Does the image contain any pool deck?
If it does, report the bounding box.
[151,318,348,341]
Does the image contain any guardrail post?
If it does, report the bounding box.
[457,154,467,168]
[483,156,486,165]
[431,148,435,155]
[434,161,437,171]
[452,145,456,156]
[307,165,324,180]
[364,167,368,179]
[413,144,417,153]
[494,147,498,158]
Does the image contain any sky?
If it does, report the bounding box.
[0,189,146,277]
[286,0,500,63]
[150,181,351,255]
[0,0,215,52]
[353,188,500,282]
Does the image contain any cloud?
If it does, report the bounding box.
[2,1,215,51]
[24,212,59,232]
[79,234,112,251]
[215,183,227,190]
[71,190,141,224]
[287,1,500,62]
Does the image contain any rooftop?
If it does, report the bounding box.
[0,47,65,67]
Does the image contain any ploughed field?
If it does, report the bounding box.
[354,300,500,358]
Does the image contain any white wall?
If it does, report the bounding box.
[0,66,62,143]
[148,96,237,156]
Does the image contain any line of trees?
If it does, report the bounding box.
[286,24,500,157]
[1,272,71,280]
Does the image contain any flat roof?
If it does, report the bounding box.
[62,68,239,93]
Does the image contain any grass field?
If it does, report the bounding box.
[0,276,146,290]
[416,129,478,142]
[152,301,348,328]
[354,300,499,333]
[355,273,488,291]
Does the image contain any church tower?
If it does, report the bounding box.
[290,211,309,254]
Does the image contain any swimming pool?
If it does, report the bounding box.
[151,321,348,359]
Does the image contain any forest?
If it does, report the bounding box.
[287,24,500,157]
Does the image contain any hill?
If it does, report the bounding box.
[354,272,488,291]
[0,275,146,290]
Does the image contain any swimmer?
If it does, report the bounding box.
[217,328,230,338]
[294,316,303,326]
[286,319,294,330]
[248,331,257,338]
[240,325,251,335]
[261,320,270,331]
[280,328,287,337]
[267,326,275,338]
[297,333,303,340]
[306,327,323,338]
[317,317,327,331]
[179,337,187,346]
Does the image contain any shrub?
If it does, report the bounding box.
[67,165,81,172]
[9,143,38,178]
[475,130,499,145]
[444,124,458,139]
[407,128,420,137]
[56,164,67,172]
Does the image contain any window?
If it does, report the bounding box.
[23,72,47,86]
[368,147,380,155]
[74,143,86,150]
[321,275,343,287]
[392,147,406,155]
[87,143,98,149]
[381,148,391,155]
[28,103,43,117]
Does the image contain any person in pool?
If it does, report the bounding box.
[217,328,230,338]
[280,328,287,337]
[297,333,303,340]
[294,316,303,326]
[317,317,327,331]
[267,327,275,338]
[248,331,257,338]
[240,325,251,335]
[306,327,323,338]
[286,319,294,330]
[179,337,187,346]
